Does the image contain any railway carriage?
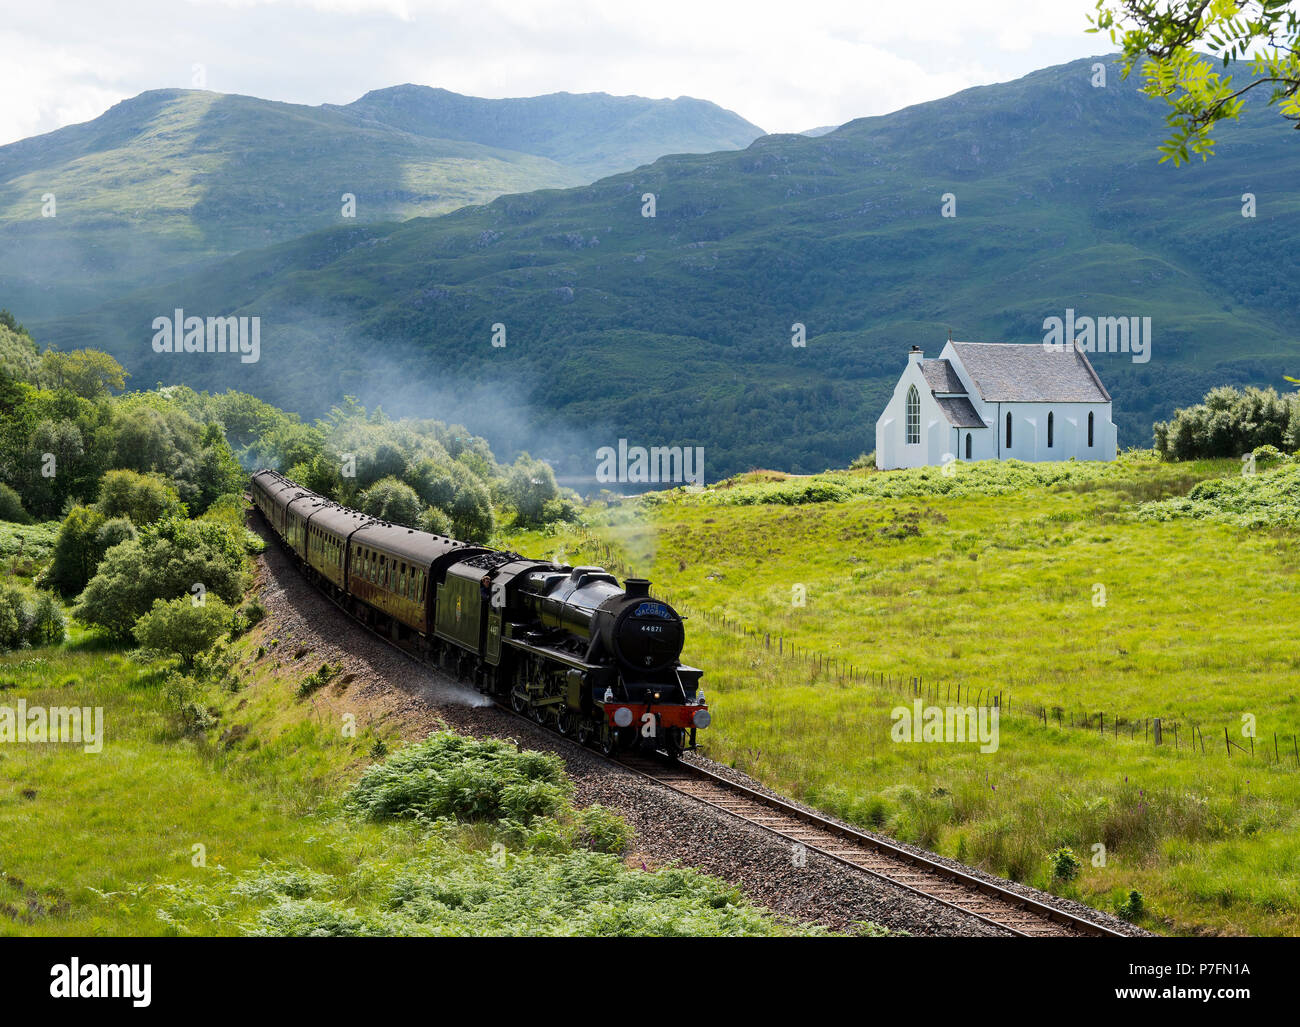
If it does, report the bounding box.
[248,469,709,755]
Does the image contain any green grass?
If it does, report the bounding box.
[0,620,818,936]
[0,520,58,572]
[503,455,1300,935]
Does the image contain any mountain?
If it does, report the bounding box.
[0,87,764,318]
[334,86,765,180]
[34,56,1300,484]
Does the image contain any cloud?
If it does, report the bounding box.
[0,0,1103,145]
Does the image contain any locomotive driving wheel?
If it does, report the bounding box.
[556,708,576,737]
[577,720,593,747]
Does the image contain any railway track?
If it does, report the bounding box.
[255,513,1126,939]
[613,754,1126,938]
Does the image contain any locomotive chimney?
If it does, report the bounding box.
[624,578,651,598]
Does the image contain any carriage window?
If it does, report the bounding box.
[399,565,407,597]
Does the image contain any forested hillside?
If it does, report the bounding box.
[0,87,762,318]
[36,56,1299,482]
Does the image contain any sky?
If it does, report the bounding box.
[1,0,1110,145]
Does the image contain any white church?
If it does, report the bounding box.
[875,339,1117,470]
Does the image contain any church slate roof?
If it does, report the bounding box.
[920,359,966,394]
[948,342,1111,403]
[936,396,986,428]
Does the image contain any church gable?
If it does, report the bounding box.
[875,337,1117,471]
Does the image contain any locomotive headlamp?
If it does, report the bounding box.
[653,691,661,700]
[692,709,712,729]
[613,706,634,728]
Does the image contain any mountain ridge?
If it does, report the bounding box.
[31,55,1300,483]
[0,85,764,318]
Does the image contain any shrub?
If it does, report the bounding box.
[161,671,218,735]
[1048,846,1081,882]
[134,596,234,668]
[25,591,66,647]
[230,597,266,637]
[1153,385,1299,460]
[0,483,29,524]
[1138,463,1300,529]
[576,804,633,855]
[1116,889,1145,921]
[0,585,67,651]
[346,733,570,826]
[296,662,341,699]
[1251,444,1290,469]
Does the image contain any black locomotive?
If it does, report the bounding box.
[250,470,709,754]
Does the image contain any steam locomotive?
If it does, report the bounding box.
[249,470,709,754]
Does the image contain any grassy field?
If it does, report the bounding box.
[0,615,809,936]
[504,453,1300,936]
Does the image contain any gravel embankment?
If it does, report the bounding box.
[249,521,1143,937]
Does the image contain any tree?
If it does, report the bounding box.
[0,309,26,336]
[39,349,128,397]
[358,476,423,526]
[286,453,342,498]
[417,505,454,536]
[408,459,460,510]
[446,465,495,542]
[1091,1,1300,163]
[193,424,245,513]
[0,482,28,523]
[134,595,233,668]
[0,584,24,650]
[96,469,183,525]
[22,418,85,516]
[502,452,560,526]
[41,505,108,595]
[73,516,247,638]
